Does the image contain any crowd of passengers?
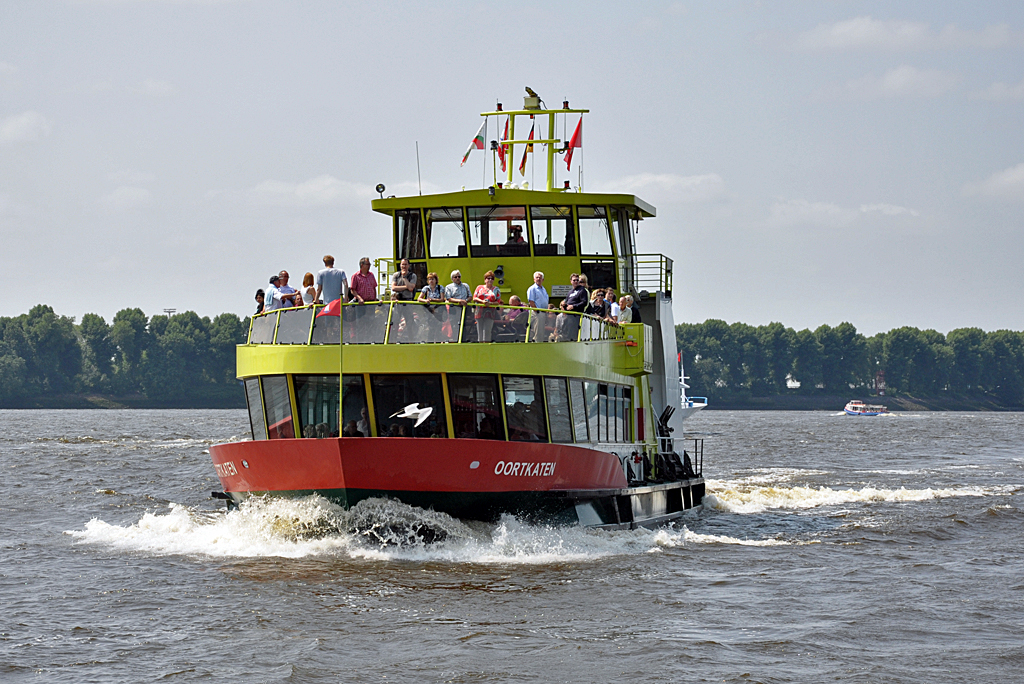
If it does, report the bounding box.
[253,255,642,342]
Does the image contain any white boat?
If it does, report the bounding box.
[844,400,888,416]
[678,372,707,422]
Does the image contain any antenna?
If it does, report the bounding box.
[415,141,422,196]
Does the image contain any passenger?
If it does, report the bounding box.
[254,288,265,315]
[342,420,363,437]
[275,271,299,309]
[391,258,418,341]
[418,272,444,305]
[356,407,370,436]
[618,296,633,324]
[493,295,526,339]
[506,224,526,244]
[555,273,587,341]
[315,255,348,305]
[526,271,549,342]
[397,424,412,437]
[606,289,620,319]
[349,257,378,342]
[265,274,297,311]
[444,270,471,304]
[586,288,608,318]
[473,270,502,342]
[301,272,317,306]
[630,294,642,324]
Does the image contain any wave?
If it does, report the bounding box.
[705,481,1003,515]
[66,496,722,563]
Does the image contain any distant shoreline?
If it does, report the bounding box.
[706,393,1023,412]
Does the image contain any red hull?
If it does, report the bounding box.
[209,437,629,495]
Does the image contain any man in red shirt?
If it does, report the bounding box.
[349,257,378,342]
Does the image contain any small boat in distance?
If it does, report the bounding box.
[844,400,889,416]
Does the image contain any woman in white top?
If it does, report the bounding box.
[301,272,317,306]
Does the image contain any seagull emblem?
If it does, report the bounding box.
[389,403,434,428]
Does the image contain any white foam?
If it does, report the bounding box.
[66,496,700,564]
[705,483,997,515]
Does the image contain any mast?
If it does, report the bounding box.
[480,90,588,192]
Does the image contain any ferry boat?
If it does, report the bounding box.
[844,400,889,416]
[679,369,708,422]
[209,92,705,530]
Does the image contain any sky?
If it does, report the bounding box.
[1,0,1022,336]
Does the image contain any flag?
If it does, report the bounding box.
[498,117,508,172]
[317,298,342,317]
[460,119,486,167]
[518,120,535,176]
[564,116,583,170]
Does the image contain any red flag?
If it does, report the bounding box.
[518,120,535,176]
[317,299,342,317]
[564,116,582,170]
[498,117,508,172]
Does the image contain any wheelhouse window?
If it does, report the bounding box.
[544,377,574,443]
[396,209,425,260]
[531,206,576,256]
[448,374,505,440]
[262,375,294,439]
[245,378,267,440]
[425,207,465,258]
[294,375,341,438]
[503,375,548,442]
[578,206,613,256]
[468,206,528,257]
[371,374,447,438]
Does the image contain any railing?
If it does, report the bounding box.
[634,253,672,296]
[247,300,631,346]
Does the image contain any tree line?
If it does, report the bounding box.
[676,320,1024,405]
[0,305,249,407]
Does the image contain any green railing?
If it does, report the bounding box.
[247,301,629,346]
[633,253,672,296]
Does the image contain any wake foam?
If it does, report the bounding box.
[706,481,998,515]
[66,496,723,562]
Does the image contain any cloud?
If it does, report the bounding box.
[768,198,921,229]
[98,186,153,210]
[108,169,156,184]
[74,79,115,94]
[0,111,52,145]
[596,173,727,204]
[819,64,961,100]
[768,199,860,229]
[248,175,375,207]
[860,203,920,217]
[133,79,176,97]
[974,78,1024,101]
[963,163,1024,200]
[790,16,1018,52]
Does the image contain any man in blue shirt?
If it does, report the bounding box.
[315,255,348,304]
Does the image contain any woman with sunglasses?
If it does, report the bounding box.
[472,271,502,342]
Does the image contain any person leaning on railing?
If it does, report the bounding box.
[349,257,378,341]
[555,273,588,341]
[527,271,549,342]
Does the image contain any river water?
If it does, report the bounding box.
[1,409,1022,683]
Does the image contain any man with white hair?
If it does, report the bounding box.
[444,270,471,304]
[526,271,549,342]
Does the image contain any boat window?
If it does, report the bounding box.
[294,375,341,438]
[612,207,636,291]
[584,381,599,442]
[249,313,277,344]
[530,206,576,256]
[245,378,267,440]
[622,386,632,442]
[612,385,623,442]
[448,374,505,440]
[425,207,465,258]
[262,375,295,439]
[343,375,369,437]
[503,376,548,442]
[276,307,314,344]
[580,260,616,290]
[544,377,574,443]
[598,384,609,442]
[396,209,425,260]
[468,206,528,257]
[578,206,613,256]
[569,379,588,443]
[388,301,461,344]
[371,374,447,438]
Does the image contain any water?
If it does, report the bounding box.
[2,409,1022,683]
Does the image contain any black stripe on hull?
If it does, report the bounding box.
[222,479,705,529]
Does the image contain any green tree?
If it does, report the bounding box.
[80,313,114,390]
[110,308,150,394]
[792,328,823,392]
[980,330,1024,404]
[947,327,986,391]
[16,305,82,394]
